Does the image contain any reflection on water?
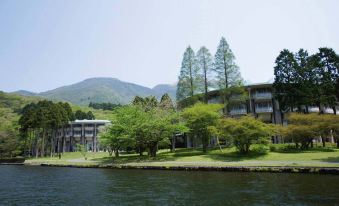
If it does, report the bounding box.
[0,165,338,205]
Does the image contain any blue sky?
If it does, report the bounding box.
[0,0,338,92]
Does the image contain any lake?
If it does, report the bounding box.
[0,165,338,205]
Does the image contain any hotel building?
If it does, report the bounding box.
[55,119,110,152]
[180,83,338,147]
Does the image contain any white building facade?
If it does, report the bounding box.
[55,119,110,152]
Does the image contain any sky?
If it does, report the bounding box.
[0,0,338,93]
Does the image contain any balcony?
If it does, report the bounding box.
[255,107,273,113]
[253,93,272,99]
[308,107,319,113]
[230,109,247,115]
[324,107,335,114]
[208,97,222,104]
[85,133,94,138]
[85,126,94,130]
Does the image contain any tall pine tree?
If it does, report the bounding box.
[273,49,298,112]
[214,37,243,113]
[311,47,339,114]
[197,46,213,103]
[176,46,200,101]
[214,37,242,90]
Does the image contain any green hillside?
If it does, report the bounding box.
[38,78,176,106]
[0,91,114,132]
[13,77,176,106]
[0,92,42,129]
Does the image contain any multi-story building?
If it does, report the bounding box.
[55,119,110,152]
[208,83,338,123]
[180,83,338,147]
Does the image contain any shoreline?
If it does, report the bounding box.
[15,162,339,174]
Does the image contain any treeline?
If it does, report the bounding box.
[177,37,243,106]
[280,113,339,149]
[74,110,95,120]
[19,101,74,157]
[100,93,181,157]
[273,48,339,114]
[17,100,95,157]
[89,102,121,111]
[100,96,277,157]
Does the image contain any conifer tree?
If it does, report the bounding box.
[197,46,213,103]
[214,37,242,90]
[176,46,199,101]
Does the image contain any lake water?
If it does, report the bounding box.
[0,165,338,206]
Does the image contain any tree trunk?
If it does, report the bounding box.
[321,136,326,147]
[139,147,144,156]
[114,150,119,158]
[204,62,208,103]
[108,148,113,156]
[189,62,194,97]
[50,131,54,158]
[149,143,158,157]
[171,135,176,152]
[35,142,39,158]
[41,130,45,157]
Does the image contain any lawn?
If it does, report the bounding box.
[25,145,339,167]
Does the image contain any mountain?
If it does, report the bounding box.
[152,84,176,99]
[12,90,37,97]
[13,78,177,106]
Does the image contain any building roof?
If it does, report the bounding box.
[71,119,111,124]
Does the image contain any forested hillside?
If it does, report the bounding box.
[13,78,176,106]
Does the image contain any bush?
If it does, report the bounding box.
[0,157,25,163]
[252,145,270,154]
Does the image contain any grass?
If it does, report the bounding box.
[25,145,339,168]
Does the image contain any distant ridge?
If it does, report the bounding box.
[12,77,176,106]
[12,90,37,97]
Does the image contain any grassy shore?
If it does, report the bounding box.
[25,145,339,168]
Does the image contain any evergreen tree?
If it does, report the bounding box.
[86,111,95,120]
[214,37,242,90]
[310,48,339,114]
[273,49,299,111]
[159,93,175,111]
[294,49,313,111]
[197,46,213,103]
[176,46,199,101]
[132,96,145,107]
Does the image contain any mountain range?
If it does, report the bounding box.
[13,77,177,106]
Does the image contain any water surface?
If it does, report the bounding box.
[0,165,338,205]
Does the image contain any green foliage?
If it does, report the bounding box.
[101,98,187,157]
[18,100,75,157]
[279,113,339,149]
[0,128,21,158]
[181,103,223,152]
[273,48,338,113]
[217,116,273,154]
[196,46,214,103]
[99,106,140,157]
[176,46,200,101]
[74,110,95,120]
[76,143,87,160]
[38,78,176,106]
[214,37,242,89]
[159,93,175,111]
[89,102,122,110]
